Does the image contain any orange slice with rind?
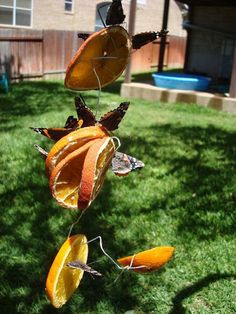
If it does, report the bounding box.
[65,26,132,90]
[49,139,98,209]
[78,137,116,210]
[117,246,174,272]
[45,234,88,308]
[46,126,109,175]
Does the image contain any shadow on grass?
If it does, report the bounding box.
[0,165,140,313]
[1,80,236,312]
[169,273,236,314]
[0,81,102,128]
[119,122,236,240]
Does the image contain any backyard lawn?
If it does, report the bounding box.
[0,78,236,313]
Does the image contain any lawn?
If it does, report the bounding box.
[0,78,236,314]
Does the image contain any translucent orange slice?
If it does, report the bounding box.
[45,234,88,308]
[46,126,109,175]
[49,139,98,209]
[65,26,132,90]
[78,137,115,209]
[117,246,174,272]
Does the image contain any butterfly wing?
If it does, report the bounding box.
[132,30,168,50]
[106,0,126,25]
[99,102,129,131]
[111,151,144,176]
[67,260,102,276]
[77,33,90,41]
[30,127,75,141]
[64,115,78,128]
[74,95,96,127]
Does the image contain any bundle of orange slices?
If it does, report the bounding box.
[45,125,115,210]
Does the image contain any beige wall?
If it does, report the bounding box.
[33,0,186,37]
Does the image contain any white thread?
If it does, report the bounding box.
[85,236,147,271]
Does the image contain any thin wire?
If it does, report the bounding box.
[111,136,121,151]
[85,236,147,271]
[67,209,86,238]
[92,66,101,118]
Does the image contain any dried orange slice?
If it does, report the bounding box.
[65,26,131,90]
[49,139,98,209]
[45,234,88,308]
[117,246,174,272]
[78,137,115,209]
[46,126,109,175]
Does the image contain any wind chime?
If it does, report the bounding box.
[32,0,174,308]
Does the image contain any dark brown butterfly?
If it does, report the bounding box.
[67,260,102,276]
[77,33,90,41]
[30,117,83,142]
[31,96,129,141]
[70,95,129,131]
[106,0,126,26]
[132,30,169,50]
[74,95,96,127]
[111,151,145,176]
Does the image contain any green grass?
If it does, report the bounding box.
[0,79,236,314]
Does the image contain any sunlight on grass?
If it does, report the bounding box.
[0,80,236,313]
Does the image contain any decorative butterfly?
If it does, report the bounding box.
[34,143,145,176]
[67,260,102,277]
[111,151,145,176]
[31,95,129,141]
[106,0,126,26]
[75,95,129,131]
[132,30,169,50]
[30,115,83,141]
[77,33,90,41]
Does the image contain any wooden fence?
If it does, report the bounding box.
[0,28,186,81]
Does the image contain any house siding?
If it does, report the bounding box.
[186,6,236,80]
[32,0,186,37]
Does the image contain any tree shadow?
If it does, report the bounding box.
[169,273,236,314]
[118,121,236,240]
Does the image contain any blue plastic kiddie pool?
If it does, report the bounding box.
[152,72,211,91]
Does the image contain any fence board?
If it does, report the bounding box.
[0,28,186,81]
